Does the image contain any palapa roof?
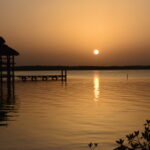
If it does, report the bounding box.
[0,37,19,56]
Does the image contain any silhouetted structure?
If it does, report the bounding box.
[0,37,19,97]
[16,70,67,81]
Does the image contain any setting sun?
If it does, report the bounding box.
[93,49,99,55]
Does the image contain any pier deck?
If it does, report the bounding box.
[16,74,67,81]
[16,69,67,81]
[1,69,67,82]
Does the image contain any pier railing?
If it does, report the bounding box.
[15,69,67,81]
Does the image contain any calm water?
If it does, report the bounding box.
[0,70,150,150]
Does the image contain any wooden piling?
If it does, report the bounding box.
[12,56,15,95]
[61,69,64,81]
[0,55,3,97]
[65,69,67,81]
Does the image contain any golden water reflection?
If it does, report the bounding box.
[93,75,100,101]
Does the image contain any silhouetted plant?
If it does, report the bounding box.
[114,120,150,150]
[88,142,99,150]
[88,120,150,150]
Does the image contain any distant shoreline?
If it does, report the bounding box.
[15,65,150,71]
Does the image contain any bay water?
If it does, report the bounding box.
[0,70,150,150]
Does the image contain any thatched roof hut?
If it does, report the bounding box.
[0,37,19,56]
[0,37,19,98]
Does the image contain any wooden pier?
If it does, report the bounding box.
[15,69,67,81]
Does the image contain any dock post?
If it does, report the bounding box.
[42,76,47,81]
[22,76,27,81]
[42,76,44,81]
[31,76,34,81]
[61,69,64,81]
[65,69,67,81]
[31,76,37,81]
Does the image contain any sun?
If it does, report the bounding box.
[93,49,99,55]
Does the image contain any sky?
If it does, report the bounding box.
[0,0,150,66]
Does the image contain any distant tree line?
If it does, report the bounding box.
[15,65,150,71]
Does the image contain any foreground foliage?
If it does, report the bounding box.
[114,120,150,150]
[88,142,98,150]
[88,120,150,150]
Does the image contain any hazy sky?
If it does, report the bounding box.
[0,0,150,66]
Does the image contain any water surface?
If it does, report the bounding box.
[0,70,150,150]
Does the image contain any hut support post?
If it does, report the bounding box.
[7,56,11,95]
[12,56,15,95]
[0,55,3,97]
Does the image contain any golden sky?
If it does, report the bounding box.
[0,0,150,66]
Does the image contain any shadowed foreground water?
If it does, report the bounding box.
[0,70,150,150]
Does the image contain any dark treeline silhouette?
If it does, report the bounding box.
[15,65,150,71]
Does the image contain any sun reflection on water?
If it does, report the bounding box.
[93,75,100,101]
